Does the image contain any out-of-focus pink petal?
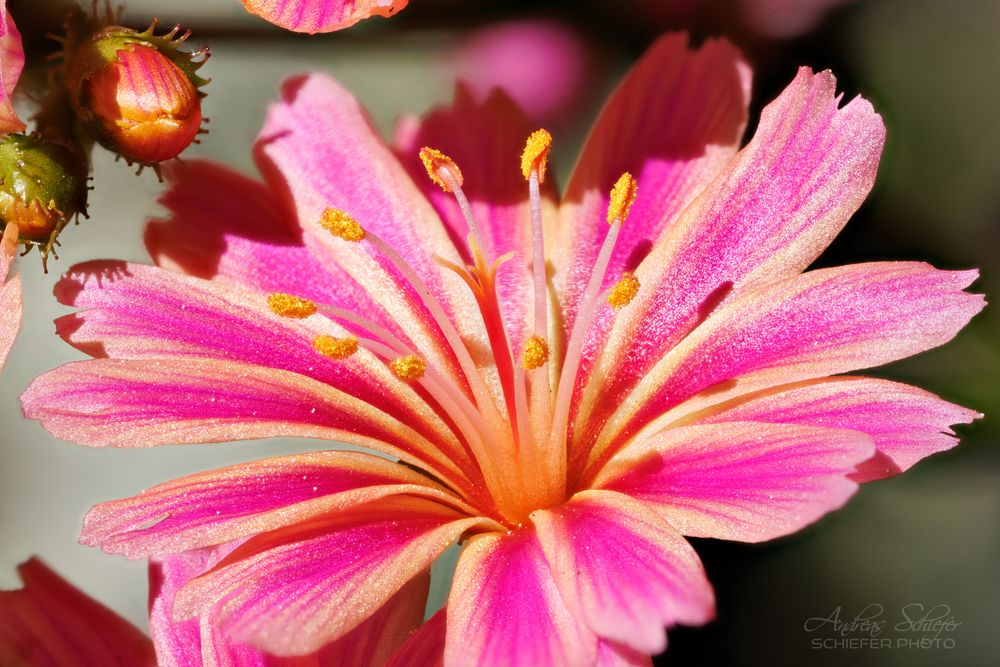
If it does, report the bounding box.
[532,489,714,654]
[22,357,476,490]
[586,263,984,474]
[0,1,25,133]
[241,0,407,34]
[689,377,982,482]
[394,84,558,349]
[174,495,489,657]
[553,33,750,338]
[256,74,486,397]
[454,20,590,125]
[151,545,428,666]
[446,529,598,667]
[81,450,472,559]
[0,558,155,666]
[0,222,20,371]
[573,67,886,471]
[596,422,874,542]
[384,609,445,667]
[596,640,653,667]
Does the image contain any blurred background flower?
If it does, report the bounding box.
[0,1,997,665]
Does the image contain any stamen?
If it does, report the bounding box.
[520,129,552,183]
[419,147,463,193]
[607,272,640,309]
[390,355,427,381]
[551,172,638,466]
[520,335,549,370]
[312,334,359,359]
[606,172,638,224]
[320,208,366,242]
[268,293,317,318]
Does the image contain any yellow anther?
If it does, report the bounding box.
[320,208,366,242]
[520,335,550,370]
[520,129,552,183]
[606,172,638,224]
[268,293,317,319]
[390,355,426,381]
[312,335,359,360]
[419,147,463,193]
[607,272,640,309]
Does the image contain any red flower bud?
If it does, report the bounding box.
[66,26,208,166]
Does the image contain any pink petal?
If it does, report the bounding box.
[691,376,982,482]
[394,84,556,349]
[0,222,20,371]
[256,74,485,396]
[242,0,407,34]
[81,449,472,559]
[596,641,652,667]
[532,490,714,654]
[573,67,887,471]
[174,495,488,656]
[147,160,412,351]
[596,422,874,542]
[384,609,445,667]
[0,1,25,133]
[446,529,598,667]
[0,558,155,666]
[22,357,475,490]
[553,33,750,338]
[150,544,427,666]
[147,160,370,309]
[586,262,984,474]
[36,261,474,478]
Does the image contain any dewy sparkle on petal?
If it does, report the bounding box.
[21,33,984,666]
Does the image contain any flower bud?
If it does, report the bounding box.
[0,133,87,244]
[65,24,207,166]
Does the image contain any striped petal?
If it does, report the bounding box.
[150,545,427,666]
[33,260,475,481]
[446,529,598,667]
[242,0,407,34]
[553,33,750,336]
[688,377,982,482]
[0,1,24,133]
[586,262,984,474]
[147,160,378,315]
[532,490,714,654]
[0,558,155,667]
[174,495,489,656]
[23,357,475,491]
[256,74,487,398]
[80,450,472,559]
[0,221,19,371]
[573,67,886,470]
[596,422,874,542]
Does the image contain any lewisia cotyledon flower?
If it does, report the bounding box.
[23,34,983,665]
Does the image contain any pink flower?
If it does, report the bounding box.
[240,0,408,34]
[0,0,24,133]
[0,222,20,371]
[23,34,983,664]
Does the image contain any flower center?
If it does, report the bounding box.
[271,131,639,528]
